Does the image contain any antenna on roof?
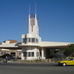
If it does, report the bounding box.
[29,4,30,15]
[35,3,36,14]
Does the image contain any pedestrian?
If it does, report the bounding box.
[5,56,8,63]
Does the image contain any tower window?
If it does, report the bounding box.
[36,38,38,43]
[23,38,39,43]
[32,38,35,42]
[28,38,30,42]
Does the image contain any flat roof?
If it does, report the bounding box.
[0,41,73,49]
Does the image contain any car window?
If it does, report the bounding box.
[70,58,73,60]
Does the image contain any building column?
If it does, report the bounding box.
[15,52,17,58]
[21,52,24,60]
[41,48,44,59]
[38,48,41,59]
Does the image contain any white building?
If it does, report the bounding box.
[0,13,73,60]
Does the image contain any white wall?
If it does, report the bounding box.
[21,46,40,60]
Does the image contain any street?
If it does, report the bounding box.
[0,63,74,74]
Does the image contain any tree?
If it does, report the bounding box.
[63,44,74,57]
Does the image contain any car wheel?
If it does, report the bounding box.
[62,63,66,66]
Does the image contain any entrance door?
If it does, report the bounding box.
[45,48,50,59]
[11,52,16,57]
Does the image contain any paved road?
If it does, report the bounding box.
[0,63,74,74]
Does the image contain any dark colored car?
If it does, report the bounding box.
[0,54,15,60]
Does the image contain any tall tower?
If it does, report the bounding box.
[28,4,41,41]
[29,14,39,36]
[22,5,41,43]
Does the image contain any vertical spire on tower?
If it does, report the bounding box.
[29,4,31,33]
[35,3,36,15]
[28,4,41,41]
[29,4,30,15]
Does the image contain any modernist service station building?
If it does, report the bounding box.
[0,13,72,60]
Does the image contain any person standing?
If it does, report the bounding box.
[5,56,8,63]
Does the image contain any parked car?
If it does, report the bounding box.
[58,57,74,66]
[0,54,15,60]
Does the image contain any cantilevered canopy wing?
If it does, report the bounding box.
[39,41,72,48]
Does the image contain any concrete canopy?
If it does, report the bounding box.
[0,41,72,49]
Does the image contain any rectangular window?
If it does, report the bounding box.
[23,38,25,42]
[32,38,35,42]
[36,38,38,43]
[27,52,34,57]
[24,52,27,57]
[23,38,27,43]
[11,52,15,57]
[32,52,34,57]
[28,38,30,42]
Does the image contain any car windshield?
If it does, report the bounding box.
[69,58,73,60]
[68,58,74,61]
[67,57,74,61]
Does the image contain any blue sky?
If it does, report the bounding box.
[0,0,74,42]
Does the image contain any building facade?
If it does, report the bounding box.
[0,13,73,60]
[18,13,72,60]
[0,40,22,58]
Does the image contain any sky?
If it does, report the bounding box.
[0,0,74,43]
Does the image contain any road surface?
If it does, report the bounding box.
[0,63,74,74]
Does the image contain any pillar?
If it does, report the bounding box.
[41,48,44,59]
[38,48,41,59]
[21,52,24,60]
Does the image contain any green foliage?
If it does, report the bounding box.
[63,44,74,56]
[24,59,45,63]
[50,51,54,56]
[35,59,42,62]
[12,59,17,61]
[64,50,72,56]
